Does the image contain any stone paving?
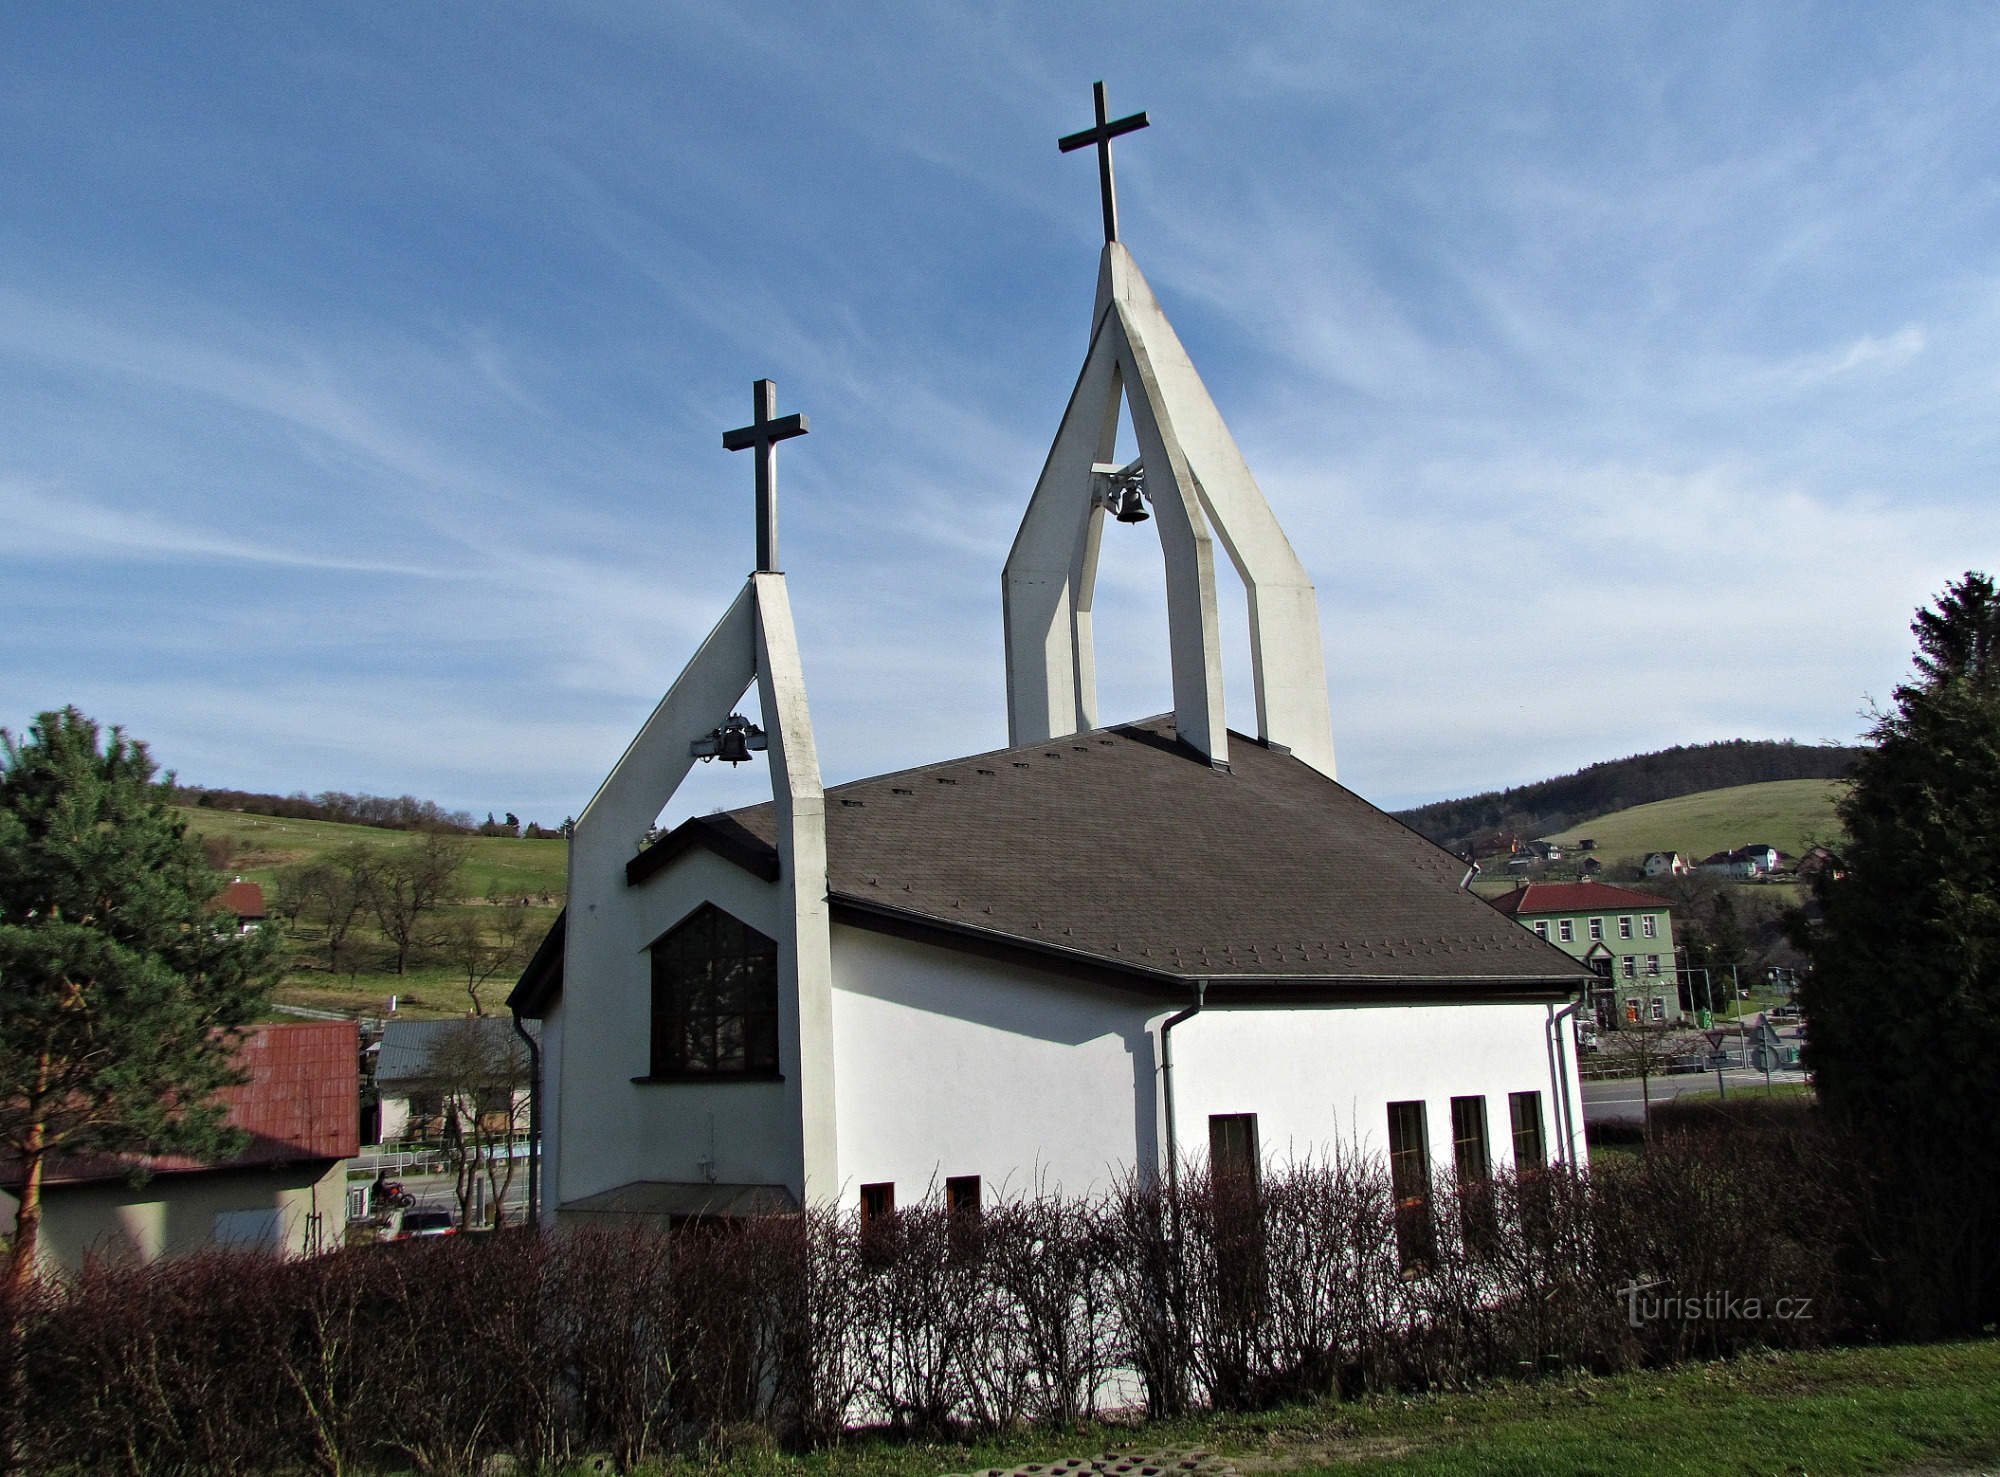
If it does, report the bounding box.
[943,1449,1241,1477]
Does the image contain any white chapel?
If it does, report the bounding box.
[510,87,1589,1225]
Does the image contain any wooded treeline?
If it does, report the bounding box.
[172,785,563,838]
[1395,739,1864,850]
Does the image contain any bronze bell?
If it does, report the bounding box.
[1115,485,1149,523]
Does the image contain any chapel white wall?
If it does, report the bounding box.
[550,849,803,1207]
[1171,1000,1588,1175]
[827,926,1584,1209]
[828,927,1154,1205]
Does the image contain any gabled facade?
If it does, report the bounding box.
[1488,882,1681,1027]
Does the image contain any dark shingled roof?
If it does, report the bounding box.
[506,716,1585,1013]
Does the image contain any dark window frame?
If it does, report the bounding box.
[1386,1099,1435,1271]
[944,1174,982,1219]
[1509,1090,1546,1169]
[640,904,782,1082]
[1209,1112,1262,1191]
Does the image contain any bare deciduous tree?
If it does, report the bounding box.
[367,832,468,976]
[442,892,537,1016]
[423,1017,532,1229]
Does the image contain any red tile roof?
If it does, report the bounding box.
[214,880,267,919]
[21,1021,359,1187]
[1487,882,1669,917]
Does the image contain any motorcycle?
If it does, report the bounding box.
[370,1177,417,1211]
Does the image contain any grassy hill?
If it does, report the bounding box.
[181,807,567,900]
[1396,739,1862,852]
[1544,778,1847,869]
[180,807,568,1020]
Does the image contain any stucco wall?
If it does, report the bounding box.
[829,926,1585,1211]
[552,849,803,1207]
[1172,997,1587,1177]
[29,1157,349,1276]
[830,926,1161,1204]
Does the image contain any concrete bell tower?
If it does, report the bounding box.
[1002,84,1337,779]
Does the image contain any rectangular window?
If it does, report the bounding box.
[1209,1113,1261,1190]
[1449,1096,1490,1183]
[1450,1095,1496,1250]
[1647,954,1662,976]
[859,1181,895,1227]
[1650,997,1666,1022]
[1621,955,1636,979]
[1588,917,1604,941]
[1532,920,1549,939]
[1558,919,1575,943]
[1509,1091,1546,1169]
[1386,1100,1434,1269]
[1642,915,1658,939]
[1618,916,1633,939]
[945,1175,981,1218]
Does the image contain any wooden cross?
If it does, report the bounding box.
[1058,80,1149,244]
[722,379,808,573]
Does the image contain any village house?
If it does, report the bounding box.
[1,1021,357,1274]
[1487,881,1681,1028]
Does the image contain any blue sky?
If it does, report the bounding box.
[4,4,1996,827]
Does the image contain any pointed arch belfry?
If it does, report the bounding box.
[1003,241,1337,778]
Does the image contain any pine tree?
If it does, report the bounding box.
[0,708,280,1289]
[1795,573,2000,1333]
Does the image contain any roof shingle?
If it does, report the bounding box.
[615,716,1586,997]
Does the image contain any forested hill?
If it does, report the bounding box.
[1394,739,1865,852]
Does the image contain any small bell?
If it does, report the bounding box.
[1115,485,1150,523]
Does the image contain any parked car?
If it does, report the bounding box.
[394,1209,458,1240]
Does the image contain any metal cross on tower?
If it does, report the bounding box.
[1058,80,1149,244]
[722,378,809,573]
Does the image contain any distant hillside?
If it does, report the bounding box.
[1395,739,1863,853]
[1544,779,1846,869]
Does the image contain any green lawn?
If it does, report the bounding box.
[642,1340,2000,1477]
[180,806,569,899]
[1539,779,1846,872]
[182,807,567,1020]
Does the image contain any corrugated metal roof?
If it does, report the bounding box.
[377,1016,538,1088]
[23,1020,359,1187]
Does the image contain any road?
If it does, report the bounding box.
[1581,1064,1810,1123]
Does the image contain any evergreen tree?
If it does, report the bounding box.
[1794,573,2000,1333]
[0,708,280,1289]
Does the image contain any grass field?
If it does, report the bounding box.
[640,1339,2000,1477]
[180,807,569,899]
[180,807,568,1019]
[1542,778,1847,870]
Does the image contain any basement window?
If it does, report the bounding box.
[945,1175,982,1219]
